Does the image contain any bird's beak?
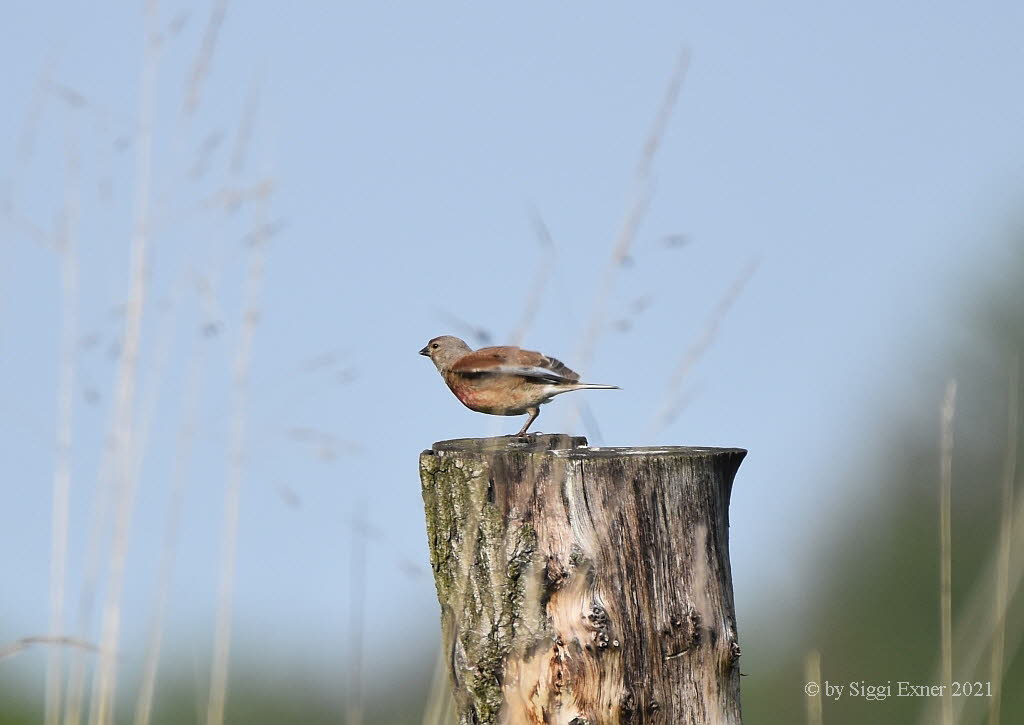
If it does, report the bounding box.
[419,346,430,356]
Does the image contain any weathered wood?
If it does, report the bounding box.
[419,434,746,725]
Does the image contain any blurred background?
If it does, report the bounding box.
[1,2,1022,723]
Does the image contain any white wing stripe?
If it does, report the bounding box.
[462,364,575,383]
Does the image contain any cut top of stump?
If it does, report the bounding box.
[426,433,746,461]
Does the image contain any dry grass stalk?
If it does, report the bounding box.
[508,208,555,348]
[184,0,228,115]
[206,193,268,725]
[988,355,1018,725]
[939,379,957,725]
[46,129,81,725]
[421,646,456,725]
[89,3,161,722]
[1,636,98,663]
[64,449,118,725]
[804,650,823,725]
[573,48,691,377]
[15,51,56,174]
[346,499,367,725]
[230,79,261,174]
[134,343,208,725]
[649,259,758,434]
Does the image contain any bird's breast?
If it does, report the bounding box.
[443,372,549,415]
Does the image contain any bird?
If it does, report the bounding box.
[419,335,618,435]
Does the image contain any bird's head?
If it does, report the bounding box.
[419,335,472,371]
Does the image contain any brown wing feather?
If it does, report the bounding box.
[452,346,580,383]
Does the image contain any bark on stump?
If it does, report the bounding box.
[419,434,746,725]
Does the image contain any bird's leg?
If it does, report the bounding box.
[516,407,540,436]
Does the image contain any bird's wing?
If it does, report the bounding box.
[451,346,581,384]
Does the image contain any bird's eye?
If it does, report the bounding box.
[431,343,439,349]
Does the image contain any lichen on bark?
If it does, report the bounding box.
[420,450,541,724]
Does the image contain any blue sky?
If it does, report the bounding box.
[2,0,1023,703]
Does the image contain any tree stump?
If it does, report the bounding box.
[419,434,746,725]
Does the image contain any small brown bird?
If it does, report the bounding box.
[419,335,618,435]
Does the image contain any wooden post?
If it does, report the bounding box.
[419,434,746,725]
